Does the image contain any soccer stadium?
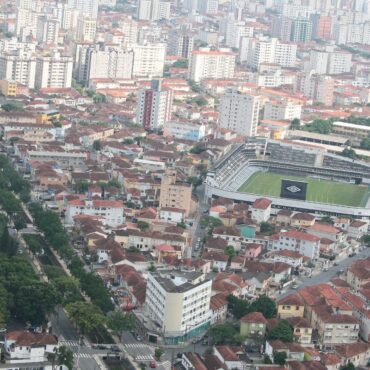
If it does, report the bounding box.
[205,138,370,220]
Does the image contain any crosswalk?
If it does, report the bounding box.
[159,360,171,370]
[136,354,154,361]
[73,353,94,359]
[124,343,154,351]
[60,340,80,347]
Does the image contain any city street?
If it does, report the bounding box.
[278,247,370,299]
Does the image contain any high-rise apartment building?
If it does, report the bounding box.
[247,38,297,69]
[290,18,312,42]
[76,17,97,42]
[145,270,212,344]
[310,14,332,40]
[197,0,218,14]
[225,20,254,49]
[0,50,36,88]
[218,89,260,137]
[36,17,60,45]
[136,79,173,131]
[271,16,293,42]
[327,50,352,74]
[263,99,302,121]
[159,169,194,216]
[304,73,334,106]
[86,45,133,82]
[120,17,138,44]
[137,0,171,20]
[308,49,328,74]
[188,48,236,82]
[167,30,194,59]
[129,43,166,78]
[68,0,98,19]
[35,51,73,89]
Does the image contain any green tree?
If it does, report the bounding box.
[1,102,23,112]
[273,351,287,365]
[187,176,202,189]
[360,137,370,150]
[200,216,223,229]
[263,355,273,364]
[123,138,134,145]
[208,323,239,344]
[127,246,140,253]
[93,93,107,104]
[107,310,136,337]
[189,144,206,154]
[290,118,300,129]
[341,148,357,159]
[227,295,250,319]
[173,59,188,68]
[304,119,333,134]
[47,345,74,370]
[260,222,275,235]
[340,363,356,370]
[15,282,62,325]
[224,245,236,261]
[267,320,293,342]
[93,140,102,151]
[250,295,277,319]
[137,221,149,231]
[321,216,333,224]
[362,234,370,247]
[0,283,8,327]
[107,178,121,189]
[51,276,81,305]
[0,226,18,257]
[66,301,106,335]
[154,348,164,361]
[76,180,89,193]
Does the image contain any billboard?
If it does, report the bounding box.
[280,179,308,201]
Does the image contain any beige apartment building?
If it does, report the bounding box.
[159,169,196,217]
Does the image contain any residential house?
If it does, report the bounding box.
[346,258,370,291]
[181,352,207,370]
[276,209,293,225]
[269,249,304,268]
[311,305,359,348]
[287,317,313,345]
[265,340,305,362]
[212,226,242,250]
[245,243,263,260]
[213,346,244,370]
[348,221,368,240]
[307,223,344,244]
[334,218,351,231]
[251,198,272,223]
[291,212,316,228]
[202,251,228,271]
[240,312,267,341]
[210,293,228,325]
[159,207,186,223]
[4,331,58,365]
[278,294,305,319]
[272,230,321,259]
[335,342,370,367]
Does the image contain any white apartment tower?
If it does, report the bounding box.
[189,48,236,82]
[36,17,60,45]
[76,17,97,42]
[167,30,194,59]
[129,43,166,78]
[197,0,218,14]
[35,51,73,89]
[136,79,173,131]
[86,45,134,82]
[218,89,260,137]
[68,0,98,19]
[144,270,212,344]
[137,0,171,20]
[0,50,36,88]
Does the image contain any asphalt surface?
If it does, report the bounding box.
[278,247,370,299]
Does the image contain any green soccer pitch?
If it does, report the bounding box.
[238,171,370,207]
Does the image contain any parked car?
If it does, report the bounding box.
[136,335,143,341]
[149,361,157,368]
[110,345,121,352]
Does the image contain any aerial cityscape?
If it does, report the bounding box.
[0,0,369,369]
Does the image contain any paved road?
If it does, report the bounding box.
[190,184,208,258]
[278,247,370,299]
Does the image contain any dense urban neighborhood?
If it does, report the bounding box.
[0,0,369,369]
